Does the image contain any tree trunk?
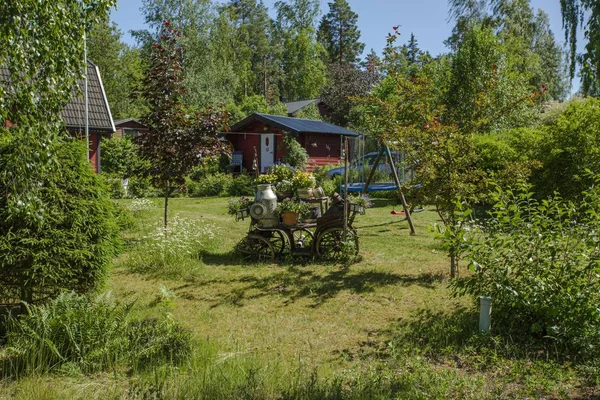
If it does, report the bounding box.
[164,183,170,228]
[450,253,457,279]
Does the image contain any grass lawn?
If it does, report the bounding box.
[112,197,454,375]
[1,196,598,399]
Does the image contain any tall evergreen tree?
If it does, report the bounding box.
[317,0,365,65]
[449,0,596,96]
[406,33,420,66]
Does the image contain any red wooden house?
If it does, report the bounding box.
[114,118,150,139]
[2,61,115,173]
[226,113,360,173]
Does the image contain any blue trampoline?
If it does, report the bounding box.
[341,183,398,192]
[341,183,422,193]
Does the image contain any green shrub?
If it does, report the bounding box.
[321,179,339,197]
[1,292,191,377]
[474,134,519,172]
[282,133,308,170]
[188,173,233,197]
[451,183,600,358]
[473,132,543,194]
[102,174,126,199]
[189,158,223,181]
[127,175,160,198]
[312,164,336,187]
[226,174,256,196]
[0,137,119,304]
[100,136,147,179]
[536,97,600,200]
[111,201,137,231]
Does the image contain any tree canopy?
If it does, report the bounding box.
[318,0,365,65]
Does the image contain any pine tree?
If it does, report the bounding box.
[317,0,365,65]
[407,33,420,66]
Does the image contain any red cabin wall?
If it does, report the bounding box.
[89,133,100,173]
[227,123,345,173]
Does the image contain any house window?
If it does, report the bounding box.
[123,128,139,139]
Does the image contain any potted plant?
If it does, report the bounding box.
[293,171,316,199]
[275,179,294,200]
[276,198,311,226]
[228,196,251,221]
[349,193,373,215]
[256,174,275,185]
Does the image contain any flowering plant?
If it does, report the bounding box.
[227,196,251,216]
[256,174,275,184]
[275,198,311,217]
[275,179,294,193]
[349,193,373,209]
[292,171,315,190]
[268,163,295,181]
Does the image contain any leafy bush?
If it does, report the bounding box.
[226,174,256,196]
[312,164,336,186]
[282,133,308,170]
[0,137,119,304]
[268,163,296,182]
[473,132,543,194]
[451,183,600,358]
[127,175,161,198]
[188,157,223,181]
[188,173,233,197]
[1,292,191,377]
[111,201,137,231]
[103,174,126,199]
[536,97,600,200]
[100,136,147,179]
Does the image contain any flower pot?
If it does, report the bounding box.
[297,188,314,199]
[281,211,299,226]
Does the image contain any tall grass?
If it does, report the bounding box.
[0,292,191,378]
[123,214,216,279]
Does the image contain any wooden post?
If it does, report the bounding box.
[343,137,349,240]
[385,145,417,236]
[361,151,383,195]
[164,183,170,228]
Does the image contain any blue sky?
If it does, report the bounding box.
[111,0,576,88]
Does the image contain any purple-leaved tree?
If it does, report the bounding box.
[139,22,230,227]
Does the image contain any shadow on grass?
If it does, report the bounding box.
[357,220,409,230]
[199,250,242,266]
[201,267,444,309]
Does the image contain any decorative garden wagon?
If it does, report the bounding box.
[234,185,366,262]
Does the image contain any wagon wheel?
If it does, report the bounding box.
[261,230,287,254]
[315,228,359,260]
[236,234,275,262]
[290,228,314,250]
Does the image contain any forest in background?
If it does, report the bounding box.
[93,0,573,126]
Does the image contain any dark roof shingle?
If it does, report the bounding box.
[1,61,114,134]
[62,61,114,134]
[230,113,360,137]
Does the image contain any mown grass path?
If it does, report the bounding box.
[111,197,455,375]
